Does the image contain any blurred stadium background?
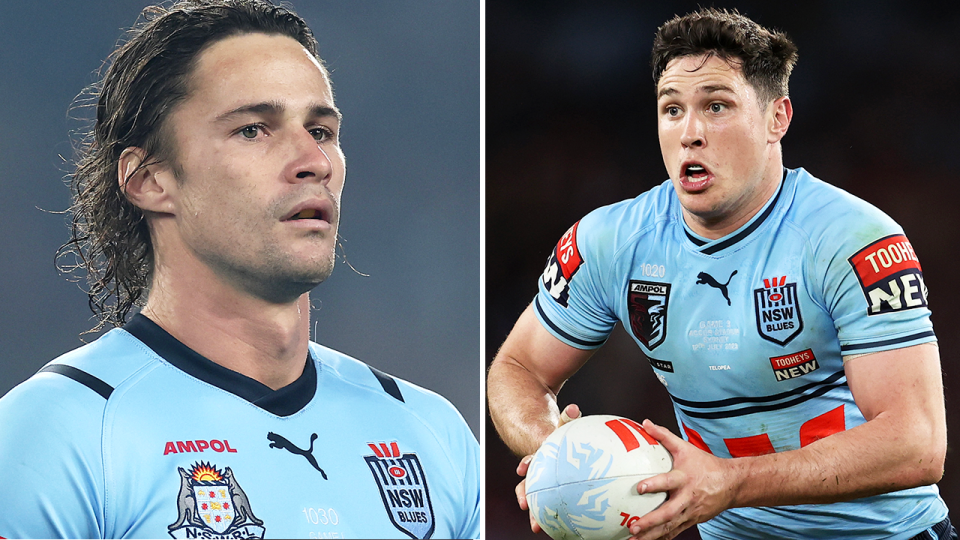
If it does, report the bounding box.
[486,1,960,538]
[0,1,481,436]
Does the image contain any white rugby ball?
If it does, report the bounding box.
[525,415,673,540]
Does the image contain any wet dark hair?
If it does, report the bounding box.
[59,0,321,332]
[651,7,798,106]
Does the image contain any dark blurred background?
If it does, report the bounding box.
[486,1,960,538]
[0,1,481,436]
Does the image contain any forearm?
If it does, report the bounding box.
[730,401,945,508]
[487,354,562,457]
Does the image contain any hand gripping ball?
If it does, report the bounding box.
[525,415,673,540]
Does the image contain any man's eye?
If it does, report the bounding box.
[311,127,335,143]
[709,103,725,113]
[666,106,680,116]
[239,125,262,139]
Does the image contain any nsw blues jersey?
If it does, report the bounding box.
[0,314,480,539]
[535,168,945,539]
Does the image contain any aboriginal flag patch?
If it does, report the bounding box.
[848,234,927,315]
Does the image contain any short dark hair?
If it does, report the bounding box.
[59,0,321,332]
[651,7,798,106]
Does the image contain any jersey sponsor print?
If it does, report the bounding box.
[365,441,435,539]
[769,349,819,381]
[168,461,265,539]
[848,234,927,315]
[542,222,583,308]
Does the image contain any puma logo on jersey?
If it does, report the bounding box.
[696,270,737,306]
[267,432,327,479]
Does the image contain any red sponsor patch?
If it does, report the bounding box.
[769,349,819,381]
[769,349,815,370]
[849,234,921,287]
[848,234,927,315]
[555,221,583,280]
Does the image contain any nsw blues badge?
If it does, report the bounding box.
[365,441,435,539]
[754,276,803,346]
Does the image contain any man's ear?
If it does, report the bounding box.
[118,147,177,214]
[767,96,793,144]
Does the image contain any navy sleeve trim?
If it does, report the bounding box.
[534,296,606,348]
[840,330,937,352]
[369,366,404,402]
[39,364,113,400]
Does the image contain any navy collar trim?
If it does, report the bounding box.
[124,314,316,417]
[684,169,786,255]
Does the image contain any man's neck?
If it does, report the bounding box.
[683,159,784,241]
[141,268,312,391]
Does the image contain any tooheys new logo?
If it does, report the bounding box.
[848,234,927,316]
[542,221,583,307]
[365,442,435,539]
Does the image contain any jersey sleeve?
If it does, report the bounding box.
[0,370,106,538]
[809,196,935,355]
[454,423,482,539]
[534,209,622,349]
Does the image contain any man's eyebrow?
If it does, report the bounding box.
[656,84,735,100]
[701,84,735,94]
[657,87,678,100]
[214,101,342,123]
[308,104,342,123]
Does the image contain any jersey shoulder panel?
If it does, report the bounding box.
[785,168,933,353]
[785,169,902,244]
[577,179,678,262]
[49,327,166,391]
[309,342,482,538]
[310,342,478,453]
[536,180,678,348]
[0,333,150,538]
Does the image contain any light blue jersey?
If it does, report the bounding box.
[0,315,480,539]
[535,168,946,539]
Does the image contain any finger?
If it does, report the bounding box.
[529,506,542,534]
[642,418,686,455]
[633,515,696,540]
[637,470,680,496]
[629,491,688,538]
[663,518,697,540]
[559,403,582,425]
[516,454,532,477]
[515,478,528,510]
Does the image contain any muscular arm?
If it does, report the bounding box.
[732,342,945,505]
[487,303,595,457]
[632,342,947,539]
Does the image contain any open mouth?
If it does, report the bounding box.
[288,208,323,220]
[684,163,710,180]
[282,200,335,226]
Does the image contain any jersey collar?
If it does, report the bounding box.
[682,168,789,255]
[123,313,316,417]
